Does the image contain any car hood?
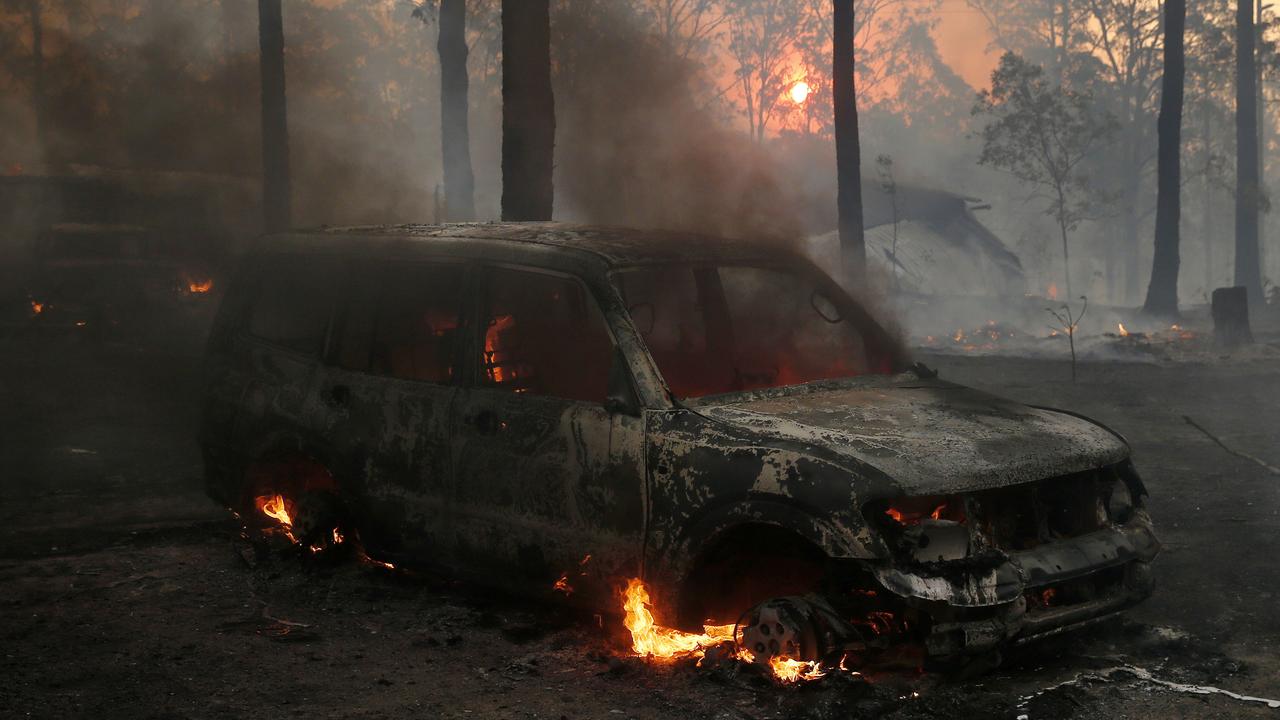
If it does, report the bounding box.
[693,378,1129,495]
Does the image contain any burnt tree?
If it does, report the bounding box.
[1142,0,1185,317]
[833,0,865,283]
[501,0,555,222]
[438,0,476,221]
[1235,0,1263,305]
[29,0,46,157]
[258,0,292,234]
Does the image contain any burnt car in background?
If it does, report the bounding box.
[200,223,1158,669]
[7,223,218,339]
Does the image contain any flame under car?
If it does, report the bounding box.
[199,223,1158,672]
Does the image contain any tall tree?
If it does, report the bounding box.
[29,0,45,159]
[501,0,554,221]
[975,52,1117,298]
[725,0,809,144]
[1236,0,1263,303]
[1143,0,1186,317]
[257,0,292,234]
[833,0,865,282]
[436,0,476,220]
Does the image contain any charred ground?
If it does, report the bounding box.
[1,316,1279,719]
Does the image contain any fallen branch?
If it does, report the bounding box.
[1183,416,1280,476]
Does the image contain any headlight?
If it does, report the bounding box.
[1106,480,1134,523]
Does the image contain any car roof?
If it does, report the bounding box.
[262,222,800,270]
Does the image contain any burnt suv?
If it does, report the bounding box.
[200,223,1158,668]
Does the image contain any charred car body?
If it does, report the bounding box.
[200,223,1158,668]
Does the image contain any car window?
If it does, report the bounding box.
[478,268,613,403]
[338,262,464,384]
[615,264,890,399]
[246,256,337,357]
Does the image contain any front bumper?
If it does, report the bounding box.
[871,511,1160,658]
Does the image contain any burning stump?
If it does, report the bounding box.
[1211,287,1254,347]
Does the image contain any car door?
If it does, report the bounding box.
[450,265,645,599]
[225,254,341,487]
[313,259,469,561]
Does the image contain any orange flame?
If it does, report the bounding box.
[30,300,44,315]
[1117,322,1130,337]
[554,573,574,595]
[257,494,293,526]
[769,656,827,683]
[623,578,735,660]
[484,315,516,384]
[1047,283,1060,300]
[187,278,214,294]
[255,494,297,542]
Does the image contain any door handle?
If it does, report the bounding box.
[327,384,351,408]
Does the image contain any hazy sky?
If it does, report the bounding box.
[933,0,1000,89]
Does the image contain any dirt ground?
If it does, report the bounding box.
[3,320,1280,719]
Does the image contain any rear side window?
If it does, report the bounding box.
[338,262,464,384]
[478,267,613,403]
[246,256,337,356]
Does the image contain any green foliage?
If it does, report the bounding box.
[974,52,1117,235]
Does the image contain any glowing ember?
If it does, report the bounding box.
[623,578,735,660]
[30,300,44,315]
[770,656,827,683]
[332,528,345,545]
[789,80,812,104]
[187,278,214,294]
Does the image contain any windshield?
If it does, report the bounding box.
[614,264,898,399]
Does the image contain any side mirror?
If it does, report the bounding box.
[604,347,641,417]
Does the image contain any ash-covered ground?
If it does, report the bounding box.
[2,312,1280,720]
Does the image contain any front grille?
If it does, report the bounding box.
[1024,565,1127,614]
[969,467,1116,551]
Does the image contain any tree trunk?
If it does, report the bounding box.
[29,0,46,160]
[1203,105,1215,296]
[258,0,292,234]
[1058,193,1073,299]
[501,0,555,222]
[1143,0,1186,317]
[833,0,865,284]
[438,0,475,221]
[1236,0,1264,304]
[1257,0,1268,282]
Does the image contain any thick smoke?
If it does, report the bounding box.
[551,3,805,246]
